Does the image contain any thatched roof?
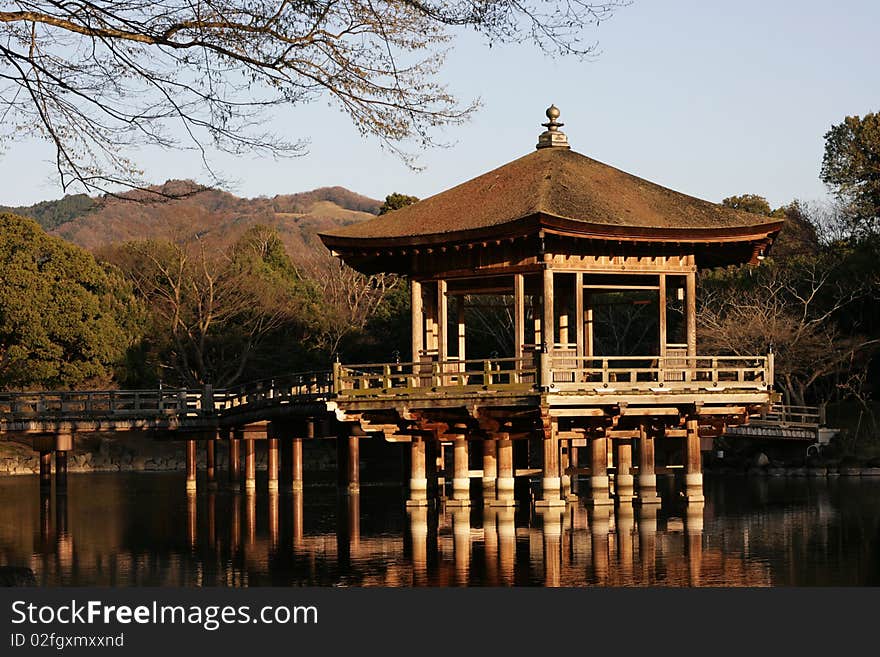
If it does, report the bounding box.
[320,147,782,249]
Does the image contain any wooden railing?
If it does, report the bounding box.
[214,371,333,412]
[548,355,772,392]
[333,357,537,397]
[0,389,201,419]
[750,404,823,429]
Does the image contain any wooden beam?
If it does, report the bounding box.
[456,297,466,361]
[620,407,681,416]
[697,406,746,415]
[437,279,448,364]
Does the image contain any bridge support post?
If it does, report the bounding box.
[228,430,241,491]
[347,436,360,495]
[267,437,279,492]
[292,438,303,491]
[482,438,497,499]
[185,439,197,492]
[560,441,573,500]
[637,425,661,505]
[55,450,68,494]
[537,430,564,507]
[406,437,428,507]
[616,440,635,502]
[206,437,217,491]
[244,439,256,493]
[685,418,704,503]
[491,436,516,507]
[570,444,580,497]
[588,435,612,507]
[39,451,52,491]
[447,435,470,507]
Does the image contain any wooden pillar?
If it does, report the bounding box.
[267,437,279,491]
[588,435,611,506]
[244,438,256,492]
[206,437,217,490]
[570,444,580,496]
[492,436,516,507]
[407,437,428,506]
[686,269,697,357]
[514,273,525,364]
[411,278,423,363]
[292,437,303,492]
[449,435,470,506]
[585,292,594,357]
[537,427,564,507]
[185,438,197,492]
[560,441,572,500]
[482,438,497,498]
[457,297,466,361]
[616,440,635,502]
[658,273,667,358]
[575,271,584,358]
[540,267,555,388]
[53,451,68,496]
[39,451,52,490]
[638,424,661,505]
[348,435,360,495]
[228,431,241,490]
[437,279,448,384]
[685,418,704,503]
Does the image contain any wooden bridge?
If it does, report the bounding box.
[0,353,800,510]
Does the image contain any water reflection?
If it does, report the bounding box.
[2,473,880,586]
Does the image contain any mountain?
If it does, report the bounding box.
[2,182,381,259]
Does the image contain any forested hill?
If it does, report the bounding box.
[1,182,380,257]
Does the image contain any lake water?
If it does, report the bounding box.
[1,472,879,586]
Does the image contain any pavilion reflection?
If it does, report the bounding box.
[9,474,854,587]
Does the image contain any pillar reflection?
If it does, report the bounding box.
[451,508,471,585]
[589,506,611,585]
[539,508,563,587]
[408,506,428,586]
[186,490,197,550]
[685,503,705,586]
[497,507,516,586]
[637,504,658,584]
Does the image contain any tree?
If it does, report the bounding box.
[821,112,880,228]
[378,192,420,215]
[103,225,315,386]
[722,194,775,216]
[0,1,625,195]
[0,212,140,389]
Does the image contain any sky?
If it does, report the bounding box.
[1,0,878,208]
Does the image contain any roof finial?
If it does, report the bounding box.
[536,104,570,150]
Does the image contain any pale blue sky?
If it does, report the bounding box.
[2,0,878,207]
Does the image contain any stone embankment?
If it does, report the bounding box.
[0,434,336,476]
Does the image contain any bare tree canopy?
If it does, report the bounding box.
[0,1,625,195]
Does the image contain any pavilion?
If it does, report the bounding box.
[320,106,781,508]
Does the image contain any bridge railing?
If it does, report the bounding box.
[548,355,772,392]
[750,404,823,429]
[333,357,537,397]
[0,389,197,419]
[213,371,333,412]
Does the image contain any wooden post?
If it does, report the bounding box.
[244,438,256,492]
[492,435,515,507]
[685,418,704,503]
[228,431,241,490]
[449,435,470,506]
[457,297,466,362]
[348,435,360,495]
[206,437,217,490]
[292,437,303,491]
[537,428,564,507]
[658,273,667,358]
[616,440,634,502]
[267,437,279,491]
[437,279,448,383]
[482,438,497,498]
[411,279,423,363]
[407,437,428,506]
[541,267,555,388]
[575,271,584,359]
[637,424,661,505]
[514,273,525,364]
[686,269,697,357]
[39,451,52,490]
[55,450,68,494]
[185,438,197,492]
[588,435,611,506]
[585,292,594,358]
